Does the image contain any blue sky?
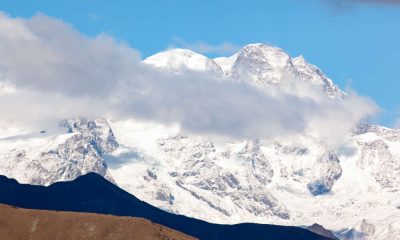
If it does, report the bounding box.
[1,0,399,127]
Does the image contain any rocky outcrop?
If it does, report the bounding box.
[307,152,342,196]
[0,118,118,185]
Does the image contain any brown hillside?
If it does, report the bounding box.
[0,204,197,240]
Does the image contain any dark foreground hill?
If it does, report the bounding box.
[0,173,334,240]
[0,204,196,240]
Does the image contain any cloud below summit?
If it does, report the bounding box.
[0,13,378,145]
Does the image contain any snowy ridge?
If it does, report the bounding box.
[292,55,345,98]
[144,48,223,75]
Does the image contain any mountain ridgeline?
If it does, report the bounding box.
[0,173,334,240]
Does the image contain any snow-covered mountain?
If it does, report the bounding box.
[0,43,399,240]
[145,43,344,98]
[144,48,223,75]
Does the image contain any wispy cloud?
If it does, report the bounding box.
[394,109,400,129]
[355,0,400,4]
[169,37,241,56]
[87,13,103,21]
[326,0,400,9]
[0,13,378,146]
[395,119,400,129]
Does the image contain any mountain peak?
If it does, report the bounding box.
[238,43,289,60]
[241,42,283,51]
[293,55,306,63]
[230,43,295,85]
[144,48,223,74]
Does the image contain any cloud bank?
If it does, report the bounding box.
[0,13,378,145]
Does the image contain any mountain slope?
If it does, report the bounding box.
[0,204,196,240]
[0,173,333,240]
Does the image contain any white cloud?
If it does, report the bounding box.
[0,13,379,146]
[87,13,103,21]
[169,37,241,56]
[395,121,400,129]
[394,117,400,129]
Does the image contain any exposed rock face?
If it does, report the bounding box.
[357,139,400,188]
[307,152,342,196]
[237,140,274,185]
[157,136,289,219]
[63,118,119,155]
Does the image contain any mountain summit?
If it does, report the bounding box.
[144,48,223,74]
[145,43,344,98]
